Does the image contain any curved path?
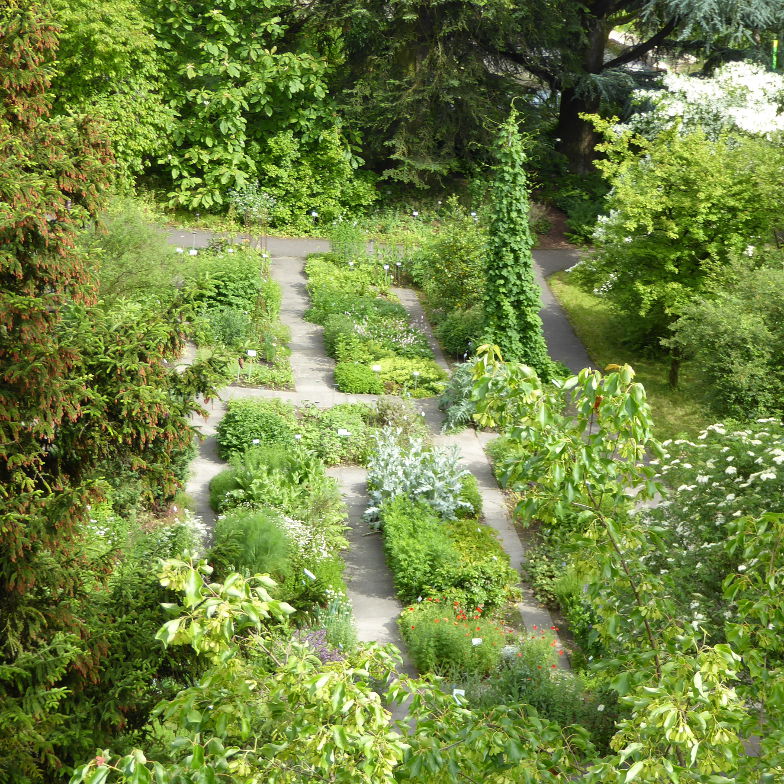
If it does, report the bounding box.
[174,231,585,668]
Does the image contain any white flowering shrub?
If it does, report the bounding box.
[364,427,472,526]
[625,61,784,141]
[640,418,784,631]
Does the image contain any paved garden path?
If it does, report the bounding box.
[176,233,581,668]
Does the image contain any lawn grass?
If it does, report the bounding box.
[549,271,713,441]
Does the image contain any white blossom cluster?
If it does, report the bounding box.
[278,515,333,563]
[635,418,783,631]
[624,61,784,141]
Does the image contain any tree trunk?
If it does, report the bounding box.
[555,88,601,174]
[554,11,608,173]
[668,353,681,390]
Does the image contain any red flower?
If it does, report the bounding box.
[476,626,481,631]
[411,625,415,629]
[532,625,537,629]
[551,664,557,669]
[434,619,440,623]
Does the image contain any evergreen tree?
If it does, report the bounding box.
[0,5,220,777]
[482,111,550,375]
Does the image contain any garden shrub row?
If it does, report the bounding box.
[381,496,518,610]
[184,246,293,389]
[304,254,447,396]
[216,397,429,466]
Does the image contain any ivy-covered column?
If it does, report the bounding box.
[482,109,550,376]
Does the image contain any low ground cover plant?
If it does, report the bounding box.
[305,254,447,395]
[216,398,425,465]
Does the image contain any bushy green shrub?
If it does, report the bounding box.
[408,210,485,315]
[216,399,297,459]
[185,249,266,312]
[255,127,378,233]
[323,313,356,356]
[457,474,483,518]
[435,307,484,358]
[370,397,431,445]
[380,497,516,609]
[201,306,254,348]
[81,199,182,304]
[382,498,462,603]
[327,219,367,264]
[298,403,375,465]
[465,633,618,750]
[305,256,391,324]
[400,599,507,677]
[210,508,292,581]
[668,261,784,418]
[334,362,385,394]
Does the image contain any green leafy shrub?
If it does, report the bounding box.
[380,497,515,609]
[185,249,266,312]
[323,313,357,356]
[522,543,564,607]
[333,362,385,394]
[375,357,447,397]
[408,207,485,316]
[81,198,182,304]
[439,360,478,433]
[435,307,484,359]
[370,397,431,445]
[382,498,462,603]
[641,419,784,637]
[668,260,784,418]
[255,127,378,233]
[575,126,784,345]
[298,404,375,465]
[216,399,297,459]
[465,633,617,750]
[202,306,254,348]
[400,599,507,677]
[549,172,608,245]
[210,508,292,581]
[457,474,483,518]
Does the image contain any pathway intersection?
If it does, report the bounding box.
[172,232,588,670]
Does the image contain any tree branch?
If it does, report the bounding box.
[601,18,679,71]
[492,48,560,90]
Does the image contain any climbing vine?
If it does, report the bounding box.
[482,110,550,376]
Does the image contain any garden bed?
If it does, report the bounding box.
[304,253,447,396]
[184,245,294,390]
